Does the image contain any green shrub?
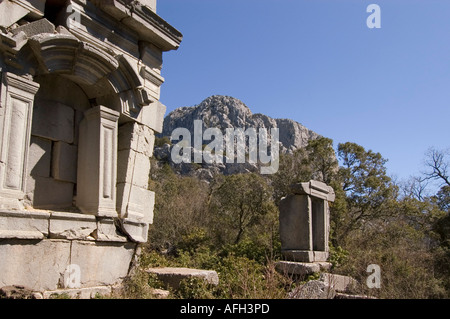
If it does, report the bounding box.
[174,277,215,299]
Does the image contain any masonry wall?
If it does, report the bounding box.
[25,75,90,209]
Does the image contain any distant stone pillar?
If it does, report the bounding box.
[0,73,40,209]
[76,106,120,217]
[279,180,335,262]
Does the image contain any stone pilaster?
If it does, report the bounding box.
[116,122,155,243]
[0,73,40,209]
[76,106,120,217]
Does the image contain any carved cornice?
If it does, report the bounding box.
[290,180,336,202]
[89,0,182,51]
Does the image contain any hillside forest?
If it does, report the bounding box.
[122,137,450,299]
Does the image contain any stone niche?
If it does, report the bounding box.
[0,0,182,295]
[279,181,335,263]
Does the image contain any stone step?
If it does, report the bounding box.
[146,267,219,290]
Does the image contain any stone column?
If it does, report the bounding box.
[0,73,40,209]
[76,106,119,217]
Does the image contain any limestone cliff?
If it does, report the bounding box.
[154,95,321,178]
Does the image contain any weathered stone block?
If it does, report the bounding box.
[319,273,358,293]
[118,122,155,156]
[26,176,74,209]
[279,194,312,251]
[117,150,150,188]
[0,210,49,239]
[117,183,154,223]
[11,18,55,37]
[0,239,71,291]
[52,142,78,183]
[139,101,166,133]
[28,136,52,178]
[0,1,32,28]
[281,250,329,263]
[146,267,219,290]
[95,218,128,242]
[31,100,74,144]
[49,212,97,240]
[70,241,136,287]
[119,218,149,243]
[275,261,320,276]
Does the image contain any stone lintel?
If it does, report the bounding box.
[290,180,335,202]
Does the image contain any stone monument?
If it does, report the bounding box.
[276,181,335,276]
[0,0,182,297]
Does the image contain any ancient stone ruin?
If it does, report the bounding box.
[276,180,335,277]
[276,181,369,299]
[0,0,181,297]
[280,180,336,263]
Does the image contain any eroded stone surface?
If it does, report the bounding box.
[146,267,219,290]
[289,280,336,299]
[49,212,96,240]
[275,261,320,276]
[319,273,359,293]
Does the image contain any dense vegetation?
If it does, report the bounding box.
[121,137,450,299]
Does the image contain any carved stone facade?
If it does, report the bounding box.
[0,0,181,294]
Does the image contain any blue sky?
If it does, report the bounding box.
[156,0,450,183]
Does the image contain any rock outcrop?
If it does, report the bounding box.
[155,95,321,178]
[161,95,319,154]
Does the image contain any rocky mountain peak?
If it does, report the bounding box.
[156,95,322,179]
[161,95,320,154]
